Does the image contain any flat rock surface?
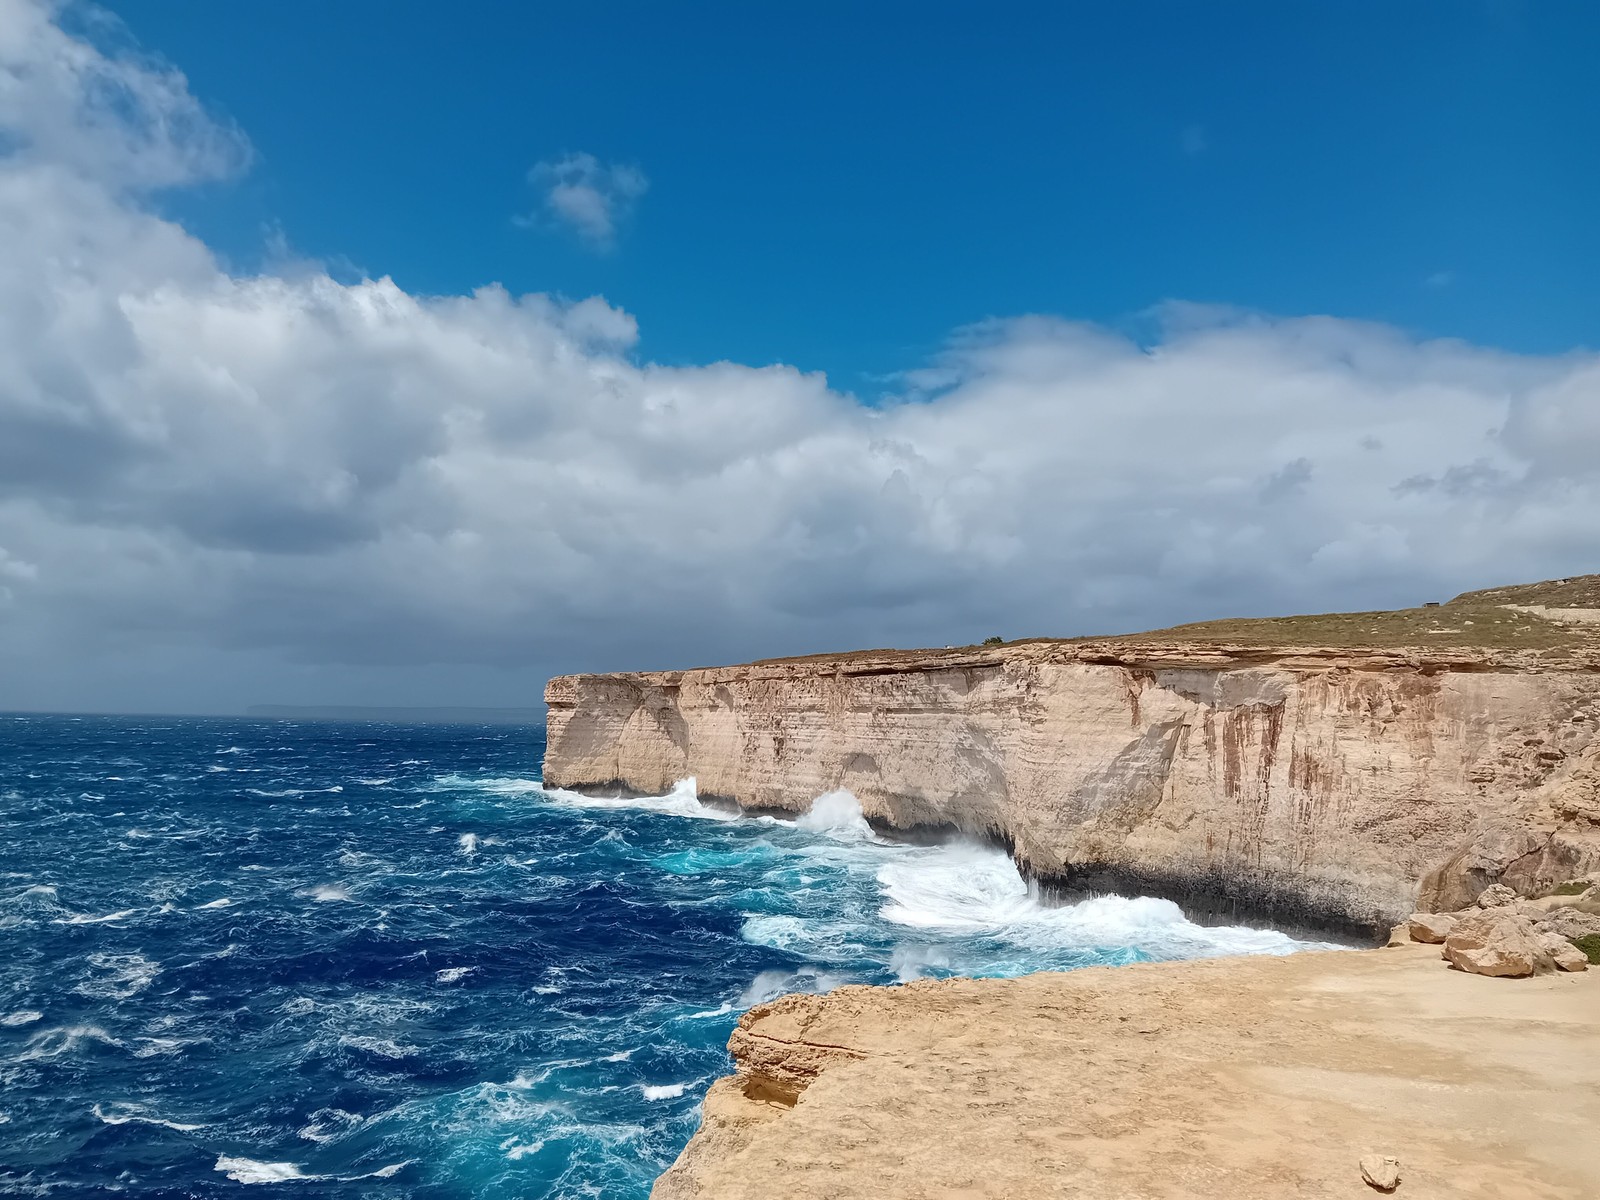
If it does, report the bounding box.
[653,945,1600,1199]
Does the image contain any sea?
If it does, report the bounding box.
[2,714,1318,1198]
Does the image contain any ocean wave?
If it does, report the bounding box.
[542,778,739,822]
[214,1156,410,1185]
[639,1083,688,1101]
[877,841,1311,958]
[92,1101,204,1132]
[75,952,161,1000]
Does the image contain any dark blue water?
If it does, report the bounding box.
[1,715,1312,1197]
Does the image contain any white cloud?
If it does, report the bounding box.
[521,151,647,251]
[1,1,1599,711]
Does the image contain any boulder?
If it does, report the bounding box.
[1385,925,1411,948]
[1535,906,1600,942]
[1441,910,1553,978]
[1536,930,1589,973]
[1405,912,1456,944]
[1359,1154,1402,1192]
[1474,883,1519,909]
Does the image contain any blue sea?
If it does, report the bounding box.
[2,714,1314,1198]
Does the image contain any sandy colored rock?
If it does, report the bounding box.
[1360,1154,1402,1191]
[651,946,1599,1200]
[546,637,1600,936]
[1405,912,1456,944]
[1538,906,1600,942]
[1442,910,1552,977]
[1474,883,1519,909]
[1536,930,1590,973]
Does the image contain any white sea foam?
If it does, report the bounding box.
[435,966,477,983]
[14,1024,122,1061]
[297,1108,364,1143]
[76,952,161,1000]
[339,1035,418,1059]
[739,967,850,1006]
[639,1083,687,1101]
[877,842,1311,957]
[56,907,143,925]
[2,1010,43,1026]
[458,833,480,856]
[793,789,876,841]
[194,898,234,910]
[93,1101,204,1132]
[542,777,738,821]
[301,884,352,903]
[214,1156,408,1185]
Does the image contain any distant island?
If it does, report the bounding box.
[247,705,543,726]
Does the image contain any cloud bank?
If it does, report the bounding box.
[1,0,1597,710]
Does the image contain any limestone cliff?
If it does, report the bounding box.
[544,579,1600,938]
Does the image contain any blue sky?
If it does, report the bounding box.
[111,0,1597,388]
[1,0,1597,712]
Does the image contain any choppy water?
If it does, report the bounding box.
[2,714,1318,1197]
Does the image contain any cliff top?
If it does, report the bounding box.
[743,573,1600,668]
[546,574,1600,687]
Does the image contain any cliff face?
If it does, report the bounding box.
[545,636,1600,937]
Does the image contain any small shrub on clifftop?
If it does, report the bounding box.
[982,636,1004,646]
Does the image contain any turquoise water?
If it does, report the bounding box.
[1,714,1313,1197]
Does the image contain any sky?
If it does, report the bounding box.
[1,0,1597,714]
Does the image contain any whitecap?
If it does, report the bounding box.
[215,1154,411,1185]
[458,833,480,856]
[1,1010,43,1027]
[55,907,143,925]
[300,884,352,903]
[93,1101,204,1132]
[543,777,738,822]
[639,1083,687,1101]
[194,898,234,910]
[435,966,476,983]
[338,1035,418,1059]
[14,1024,122,1061]
[75,952,161,1000]
[297,1108,364,1143]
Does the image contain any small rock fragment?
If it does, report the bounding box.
[1360,1154,1401,1192]
[1405,912,1455,944]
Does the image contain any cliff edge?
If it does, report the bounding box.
[650,946,1600,1200]
[544,576,1600,937]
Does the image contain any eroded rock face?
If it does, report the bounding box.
[545,641,1600,936]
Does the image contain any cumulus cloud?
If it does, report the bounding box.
[1,0,1598,711]
[521,151,647,251]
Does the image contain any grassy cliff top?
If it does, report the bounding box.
[1106,574,1600,654]
[738,574,1600,669]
